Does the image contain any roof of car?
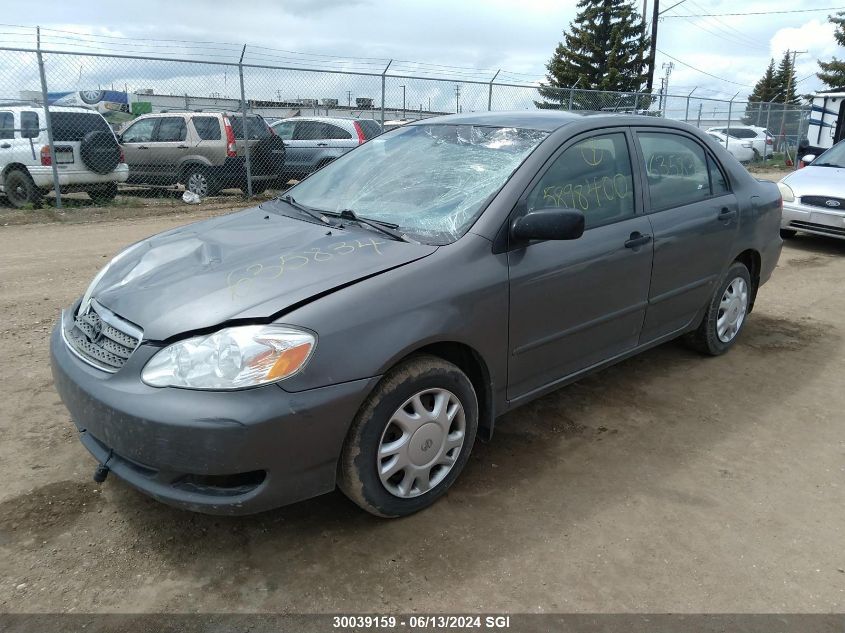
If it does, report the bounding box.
[273,116,378,125]
[404,110,675,132]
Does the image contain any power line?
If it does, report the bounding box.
[657,48,753,87]
[662,6,845,17]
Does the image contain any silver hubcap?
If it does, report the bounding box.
[716,277,748,343]
[377,388,466,499]
[187,172,208,197]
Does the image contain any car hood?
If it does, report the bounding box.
[782,166,845,198]
[90,204,437,340]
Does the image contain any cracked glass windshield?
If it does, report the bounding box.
[283,124,549,244]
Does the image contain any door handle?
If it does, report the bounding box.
[0,143,10,149]
[138,145,149,150]
[624,232,652,249]
[718,207,737,221]
[317,142,328,147]
[177,144,189,149]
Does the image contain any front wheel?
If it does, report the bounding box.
[338,355,478,517]
[685,262,752,356]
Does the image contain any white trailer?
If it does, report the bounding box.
[806,90,845,154]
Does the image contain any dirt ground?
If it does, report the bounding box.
[0,201,844,614]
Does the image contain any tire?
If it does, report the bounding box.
[79,130,120,175]
[752,148,761,162]
[249,181,269,195]
[183,167,218,197]
[87,182,118,203]
[780,229,797,239]
[4,169,42,208]
[338,355,479,518]
[685,261,752,356]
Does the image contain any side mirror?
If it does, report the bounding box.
[512,208,585,242]
[801,154,816,165]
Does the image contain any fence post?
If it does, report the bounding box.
[633,92,639,113]
[568,78,580,111]
[238,45,252,198]
[764,102,772,149]
[697,102,702,127]
[487,69,500,112]
[381,59,392,126]
[725,91,739,150]
[36,27,62,209]
[684,87,696,123]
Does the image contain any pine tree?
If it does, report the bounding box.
[742,59,778,124]
[774,50,800,105]
[817,11,845,89]
[537,0,649,110]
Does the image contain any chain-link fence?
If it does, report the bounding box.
[0,41,811,209]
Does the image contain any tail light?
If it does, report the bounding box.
[766,137,773,145]
[268,123,276,136]
[40,145,51,166]
[223,116,237,157]
[119,146,125,163]
[798,160,806,169]
[353,121,366,144]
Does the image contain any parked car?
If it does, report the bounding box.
[118,111,285,196]
[0,105,128,208]
[707,125,773,159]
[270,116,382,179]
[778,138,845,240]
[51,111,782,518]
[706,132,755,164]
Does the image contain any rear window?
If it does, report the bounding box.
[357,120,383,140]
[193,116,221,140]
[51,111,112,142]
[20,111,39,138]
[229,116,271,140]
[727,128,757,139]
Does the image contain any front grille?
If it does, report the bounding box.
[64,301,141,372]
[789,220,845,237]
[800,195,845,210]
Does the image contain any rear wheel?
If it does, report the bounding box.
[338,355,478,517]
[4,169,42,208]
[780,229,797,239]
[183,167,218,197]
[248,181,269,195]
[87,182,118,203]
[686,261,751,356]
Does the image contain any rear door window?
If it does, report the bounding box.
[51,112,112,142]
[638,132,710,210]
[0,112,13,139]
[324,123,352,140]
[272,121,295,140]
[293,121,327,140]
[155,117,187,142]
[192,116,220,140]
[708,156,729,194]
[20,111,39,138]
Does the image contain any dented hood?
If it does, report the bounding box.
[91,204,437,341]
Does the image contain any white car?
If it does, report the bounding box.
[778,139,845,241]
[706,132,755,163]
[0,105,128,208]
[707,125,773,159]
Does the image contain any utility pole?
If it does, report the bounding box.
[455,84,461,114]
[646,0,659,92]
[400,84,406,119]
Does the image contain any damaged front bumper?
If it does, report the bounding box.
[50,317,379,515]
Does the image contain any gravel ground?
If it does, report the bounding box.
[0,206,843,614]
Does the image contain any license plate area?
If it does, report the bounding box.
[809,212,845,228]
[55,147,74,164]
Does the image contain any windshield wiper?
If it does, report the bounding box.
[329,208,410,242]
[811,162,842,168]
[279,194,332,225]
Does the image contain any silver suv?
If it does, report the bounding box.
[119,111,285,196]
[0,105,128,208]
[271,116,382,179]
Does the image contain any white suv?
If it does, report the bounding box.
[0,105,128,208]
[706,125,773,159]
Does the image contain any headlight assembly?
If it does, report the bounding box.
[141,325,315,390]
[777,181,795,203]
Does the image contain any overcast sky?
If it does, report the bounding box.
[2,0,842,106]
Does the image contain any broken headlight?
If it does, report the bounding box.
[141,325,315,390]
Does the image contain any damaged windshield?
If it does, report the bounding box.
[284,124,548,244]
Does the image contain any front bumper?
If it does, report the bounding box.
[50,319,379,515]
[782,201,845,240]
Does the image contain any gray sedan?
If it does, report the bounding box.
[779,139,845,240]
[50,111,783,518]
